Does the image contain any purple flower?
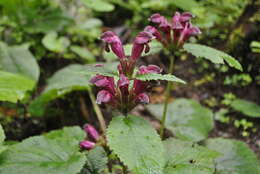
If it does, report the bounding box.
[80,140,95,150]
[172,12,193,29]
[101,31,125,59]
[138,65,162,75]
[90,75,116,94]
[131,31,154,60]
[96,90,114,104]
[135,93,149,104]
[144,26,162,42]
[84,124,100,142]
[177,22,201,45]
[118,74,130,96]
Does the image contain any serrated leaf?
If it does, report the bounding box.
[183,43,242,71]
[0,71,35,103]
[163,138,219,174]
[135,73,186,84]
[29,63,118,116]
[147,99,214,141]
[0,126,86,174]
[42,32,70,53]
[79,146,108,174]
[205,138,260,174]
[0,42,40,81]
[107,115,165,174]
[81,0,115,12]
[230,99,260,118]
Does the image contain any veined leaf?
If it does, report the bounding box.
[205,138,260,174]
[0,42,40,81]
[163,138,219,174]
[183,43,242,71]
[147,99,214,142]
[231,99,260,118]
[0,126,86,174]
[135,73,186,84]
[81,0,115,12]
[0,71,35,103]
[107,115,165,174]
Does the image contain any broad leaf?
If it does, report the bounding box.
[107,115,165,174]
[29,63,118,116]
[81,0,115,12]
[170,0,199,11]
[183,43,242,71]
[42,32,70,53]
[70,46,95,62]
[0,71,35,103]
[147,99,214,141]
[0,126,86,174]
[135,73,186,84]
[205,138,260,174]
[163,138,219,174]
[0,42,40,81]
[230,99,260,118]
[79,146,108,174]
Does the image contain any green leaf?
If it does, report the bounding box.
[0,71,35,103]
[42,32,70,53]
[230,99,260,118]
[163,138,219,174]
[70,46,95,62]
[79,146,108,174]
[205,138,260,174]
[0,42,40,81]
[81,0,115,12]
[107,115,165,174]
[183,43,242,71]
[170,0,199,11]
[0,126,86,174]
[147,99,214,141]
[29,63,118,116]
[0,124,6,154]
[135,73,186,84]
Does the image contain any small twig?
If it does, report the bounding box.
[79,96,90,122]
[88,88,106,133]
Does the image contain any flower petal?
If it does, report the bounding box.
[96,90,113,104]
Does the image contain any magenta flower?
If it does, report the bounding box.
[131,31,154,60]
[96,90,114,104]
[148,12,201,47]
[135,93,150,104]
[84,124,100,141]
[101,31,125,59]
[118,74,130,96]
[80,140,96,150]
[138,65,162,75]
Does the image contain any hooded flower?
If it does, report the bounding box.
[101,31,125,59]
[80,140,95,150]
[131,31,154,60]
[84,124,100,141]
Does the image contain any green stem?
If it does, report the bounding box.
[160,52,175,138]
[88,88,106,133]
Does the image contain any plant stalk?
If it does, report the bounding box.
[159,51,175,138]
[88,88,106,133]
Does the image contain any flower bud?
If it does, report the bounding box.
[118,74,130,96]
[96,90,113,104]
[136,93,149,104]
[79,140,95,150]
[138,65,162,75]
[84,124,100,142]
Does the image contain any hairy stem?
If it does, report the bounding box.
[160,51,175,138]
[88,88,106,133]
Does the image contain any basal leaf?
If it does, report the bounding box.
[0,71,35,103]
[163,138,219,174]
[0,126,86,174]
[0,42,40,81]
[42,32,70,53]
[205,138,260,174]
[183,43,242,71]
[107,115,165,174]
[230,99,260,118]
[147,99,214,141]
[135,73,186,84]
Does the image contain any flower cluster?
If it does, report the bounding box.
[90,30,162,113]
[147,12,201,47]
[79,124,100,150]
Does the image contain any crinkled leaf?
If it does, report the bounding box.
[183,43,242,71]
[0,42,40,81]
[42,32,70,53]
[29,63,118,116]
[230,99,260,118]
[205,138,260,174]
[135,73,186,84]
[0,71,35,103]
[107,115,165,174]
[147,99,214,141]
[0,126,86,174]
[81,0,114,12]
[163,138,219,174]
